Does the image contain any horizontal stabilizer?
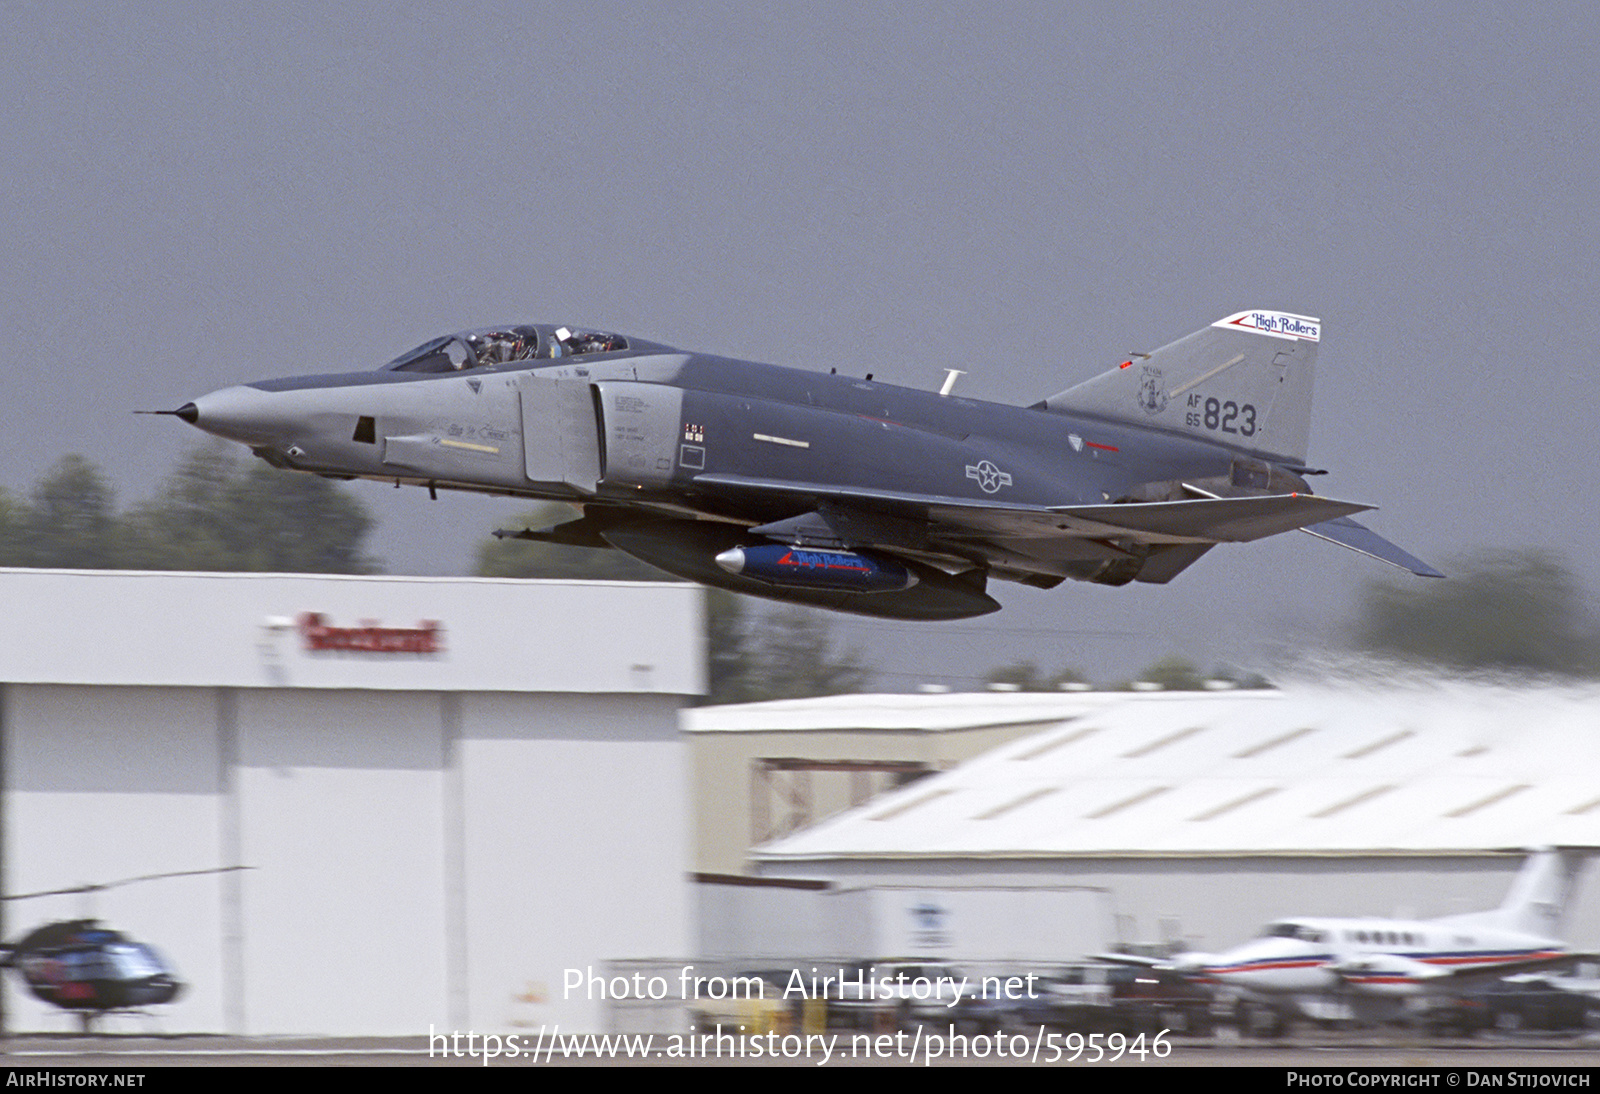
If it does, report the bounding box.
[1300,516,1444,578]
[1053,494,1372,544]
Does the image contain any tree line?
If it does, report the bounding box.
[0,454,866,702]
[0,448,375,573]
[5,448,1600,691]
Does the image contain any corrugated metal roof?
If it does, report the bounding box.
[749,683,1600,860]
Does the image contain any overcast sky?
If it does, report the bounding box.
[3,3,1595,685]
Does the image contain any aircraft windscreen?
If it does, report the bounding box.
[384,336,475,373]
[384,327,556,373]
[106,943,166,979]
[1262,922,1324,942]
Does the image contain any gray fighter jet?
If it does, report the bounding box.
[166,311,1440,620]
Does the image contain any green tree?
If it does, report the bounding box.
[23,455,119,568]
[0,487,27,566]
[1351,549,1600,677]
[1206,664,1274,690]
[1051,666,1092,689]
[120,445,378,573]
[706,589,758,703]
[984,660,1046,691]
[1129,655,1207,691]
[711,601,871,703]
[983,661,1091,691]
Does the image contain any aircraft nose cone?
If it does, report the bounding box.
[714,547,747,575]
[181,385,288,446]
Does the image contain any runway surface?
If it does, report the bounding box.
[2,1031,1599,1067]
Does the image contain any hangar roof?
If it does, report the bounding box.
[750,682,1600,861]
[683,690,1112,734]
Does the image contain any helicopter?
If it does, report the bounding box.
[3,919,181,1023]
[1,866,246,1032]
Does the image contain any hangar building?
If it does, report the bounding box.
[734,685,1600,959]
[0,568,700,1035]
[683,691,1105,876]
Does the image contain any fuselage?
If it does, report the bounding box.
[1202,916,1566,998]
[192,349,1238,504]
[181,332,1261,587]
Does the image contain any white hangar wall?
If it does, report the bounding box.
[6,684,233,1030]
[697,880,1112,965]
[757,854,1565,956]
[0,570,701,1035]
[230,686,452,1035]
[455,693,689,1033]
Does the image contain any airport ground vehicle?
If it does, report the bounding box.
[1476,975,1600,1032]
[826,960,966,1030]
[686,969,801,1035]
[1015,962,1213,1035]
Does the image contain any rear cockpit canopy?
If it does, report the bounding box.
[381,325,628,374]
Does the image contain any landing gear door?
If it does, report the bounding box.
[518,373,601,494]
[593,381,684,489]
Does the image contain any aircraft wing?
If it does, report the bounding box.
[694,473,1372,546]
[1090,951,1222,972]
[1423,953,1592,987]
[1332,951,1588,994]
[1090,952,1169,968]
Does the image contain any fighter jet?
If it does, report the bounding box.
[165,310,1441,620]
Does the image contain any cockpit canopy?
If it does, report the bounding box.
[382,325,629,374]
[1261,921,1326,942]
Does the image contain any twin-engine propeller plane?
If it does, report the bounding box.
[163,311,1440,620]
[1140,850,1590,1032]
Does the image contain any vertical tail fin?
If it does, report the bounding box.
[1442,849,1586,938]
[1494,848,1584,939]
[1037,310,1320,466]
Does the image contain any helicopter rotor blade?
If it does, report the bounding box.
[2,865,253,902]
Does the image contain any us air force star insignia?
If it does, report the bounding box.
[966,460,1013,493]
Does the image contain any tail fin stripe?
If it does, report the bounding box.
[1170,353,1246,399]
